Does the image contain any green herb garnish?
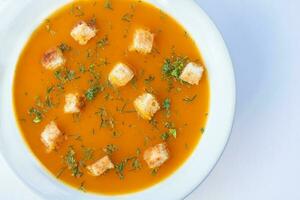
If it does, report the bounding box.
[85,83,104,101]
[70,4,84,17]
[144,75,155,85]
[162,55,188,79]
[79,181,86,192]
[64,146,83,177]
[183,95,197,103]
[58,43,71,52]
[122,13,133,22]
[103,144,118,155]
[97,35,109,48]
[28,107,43,123]
[104,0,113,10]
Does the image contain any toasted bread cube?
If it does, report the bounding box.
[179,62,204,85]
[70,21,97,45]
[41,48,66,70]
[134,93,160,120]
[129,29,154,54]
[87,156,114,176]
[144,143,169,169]
[64,93,84,113]
[108,63,134,87]
[41,121,63,152]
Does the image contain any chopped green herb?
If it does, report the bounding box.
[88,16,97,26]
[104,93,111,101]
[163,98,171,117]
[70,4,84,17]
[161,132,169,141]
[117,102,136,113]
[164,121,175,129]
[131,158,141,170]
[88,64,100,80]
[82,146,94,162]
[144,75,155,85]
[85,83,104,101]
[136,148,141,156]
[183,95,197,103]
[79,65,86,73]
[28,107,43,123]
[97,35,109,48]
[95,107,115,129]
[64,146,83,177]
[56,166,67,178]
[99,57,109,66]
[54,68,76,83]
[169,128,177,138]
[130,77,137,89]
[201,127,205,133]
[104,0,113,10]
[115,159,127,179]
[122,13,133,22]
[161,128,177,141]
[44,96,53,108]
[162,55,188,79]
[79,181,86,192]
[103,144,118,155]
[151,168,159,176]
[58,43,71,52]
[149,118,158,130]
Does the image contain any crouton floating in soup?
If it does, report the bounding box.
[180,62,204,85]
[64,93,84,113]
[143,143,170,169]
[108,63,134,87]
[13,0,209,195]
[41,48,66,70]
[129,29,154,54]
[134,93,160,120]
[40,121,64,152]
[87,156,114,176]
[70,20,97,45]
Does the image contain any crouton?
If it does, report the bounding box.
[86,155,114,176]
[143,143,169,169]
[70,21,97,45]
[64,93,84,113]
[108,63,134,87]
[134,93,160,120]
[129,29,154,54]
[40,121,64,152]
[179,62,204,85]
[41,48,66,70]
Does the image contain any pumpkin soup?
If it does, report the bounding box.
[13,0,209,195]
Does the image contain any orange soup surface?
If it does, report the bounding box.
[13,0,209,195]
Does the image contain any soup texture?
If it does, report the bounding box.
[13,0,209,195]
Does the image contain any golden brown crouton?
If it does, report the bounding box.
[40,121,64,152]
[64,93,84,113]
[86,156,114,176]
[108,63,134,87]
[134,93,160,120]
[143,143,170,169]
[179,62,204,85]
[129,29,154,54]
[41,48,66,70]
[70,21,97,45]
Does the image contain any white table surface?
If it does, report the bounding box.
[0,0,300,199]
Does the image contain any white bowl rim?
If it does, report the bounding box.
[0,0,236,200]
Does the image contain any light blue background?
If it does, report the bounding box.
[0,0,299,199]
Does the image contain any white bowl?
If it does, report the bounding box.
[0,0,235,199]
